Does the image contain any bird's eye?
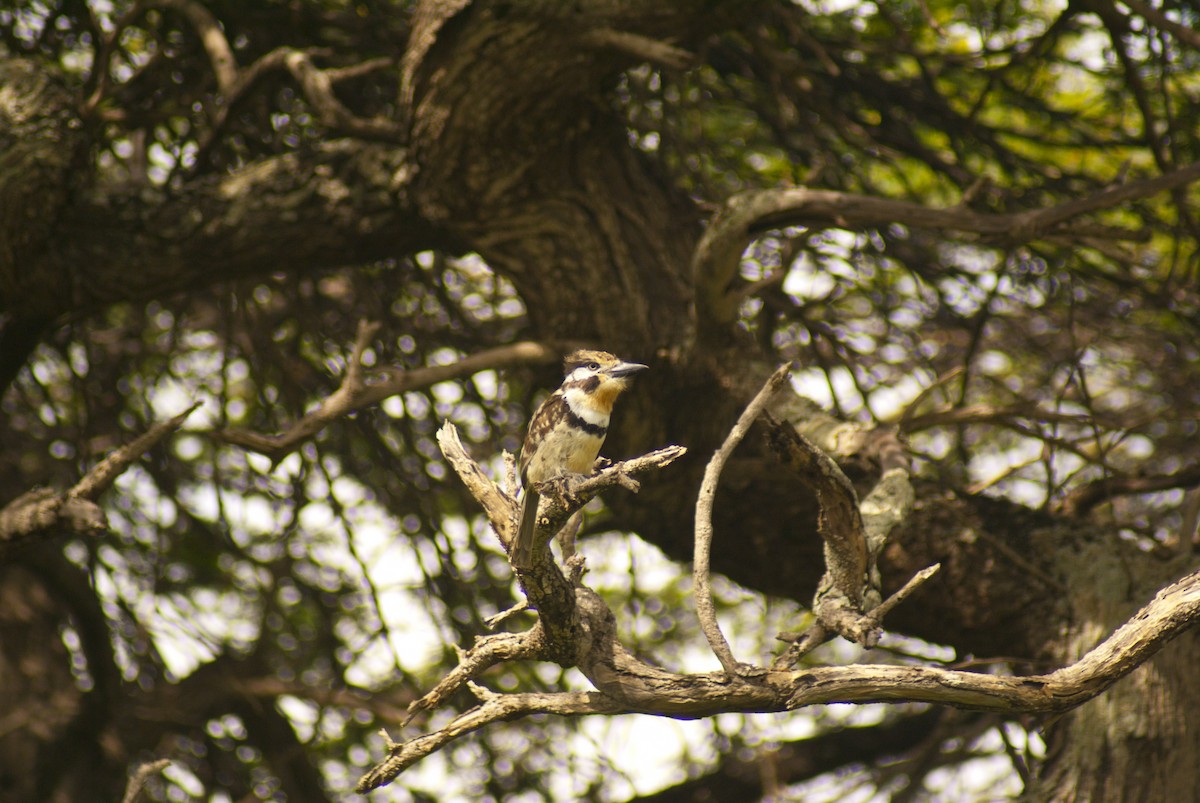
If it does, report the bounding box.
[587,363,600,371]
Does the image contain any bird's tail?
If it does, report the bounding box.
[512,487,540,569]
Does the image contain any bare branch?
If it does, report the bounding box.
[694,363,793,677]
[149,0,238,92]
[866,564,941,625]
[436,421,515,535]
[359,690,625,793]
[218,337,557,461]
[121,759,172,803]
[765,413,865,591]
[0,405,199,546]
[403,629,542,725]
[281,50,406,140]
[692,163,1200,325]
[71,403,202,499]
[361,566,1200,790]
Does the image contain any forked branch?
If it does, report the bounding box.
[359,558,1200,792]
[0,404,199,546]
[355,372,1200,796]
[217,327,557,461]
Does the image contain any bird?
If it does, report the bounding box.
[512,349,649,569]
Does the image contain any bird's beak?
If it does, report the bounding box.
[607,361,649,378]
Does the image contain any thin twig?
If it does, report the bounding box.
[864,564,941,626]
[121,758,172,803]
[694,363,793,677]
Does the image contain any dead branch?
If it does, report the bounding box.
[359,565,1200,792]
[121,758,172,803]
[694,363,793,677]
[403,629,542,725]
[765,409,926,659]
[692,162,1200,326]
[0,404,199,547]
[218,332,557,461]
[359,689,625,792]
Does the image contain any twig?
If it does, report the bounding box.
[359,691,626,792]
[694,363,793,677]
[403,629,541,726]
[121,758,172,803]
[865,564,941,626]
[484,600,530,629]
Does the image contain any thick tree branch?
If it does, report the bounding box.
[0,58,89,387]
[18,140,443,326]
[692,162,1200,325]
[765,412,870,638]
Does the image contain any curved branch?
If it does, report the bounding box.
[359,689,625,792]
[1058,464,1200,518]
[693,362,792,676]
[692,162,1200,325]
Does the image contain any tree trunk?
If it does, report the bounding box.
[1034,544,1200,800]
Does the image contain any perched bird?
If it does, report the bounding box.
[513,349,648,569]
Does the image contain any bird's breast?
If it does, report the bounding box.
[524,423,605,483]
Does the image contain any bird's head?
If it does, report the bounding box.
[562,349,648,409]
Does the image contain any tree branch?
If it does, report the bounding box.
[692,162,1200,325]
[694,362,793,677]
[359,565,1200,790]
[121,759,172,803]
[359,689,626,792]
[1058,464,1200,518]
[218,338,558,461]
[0,404,199,546]
[23,141,440,326]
